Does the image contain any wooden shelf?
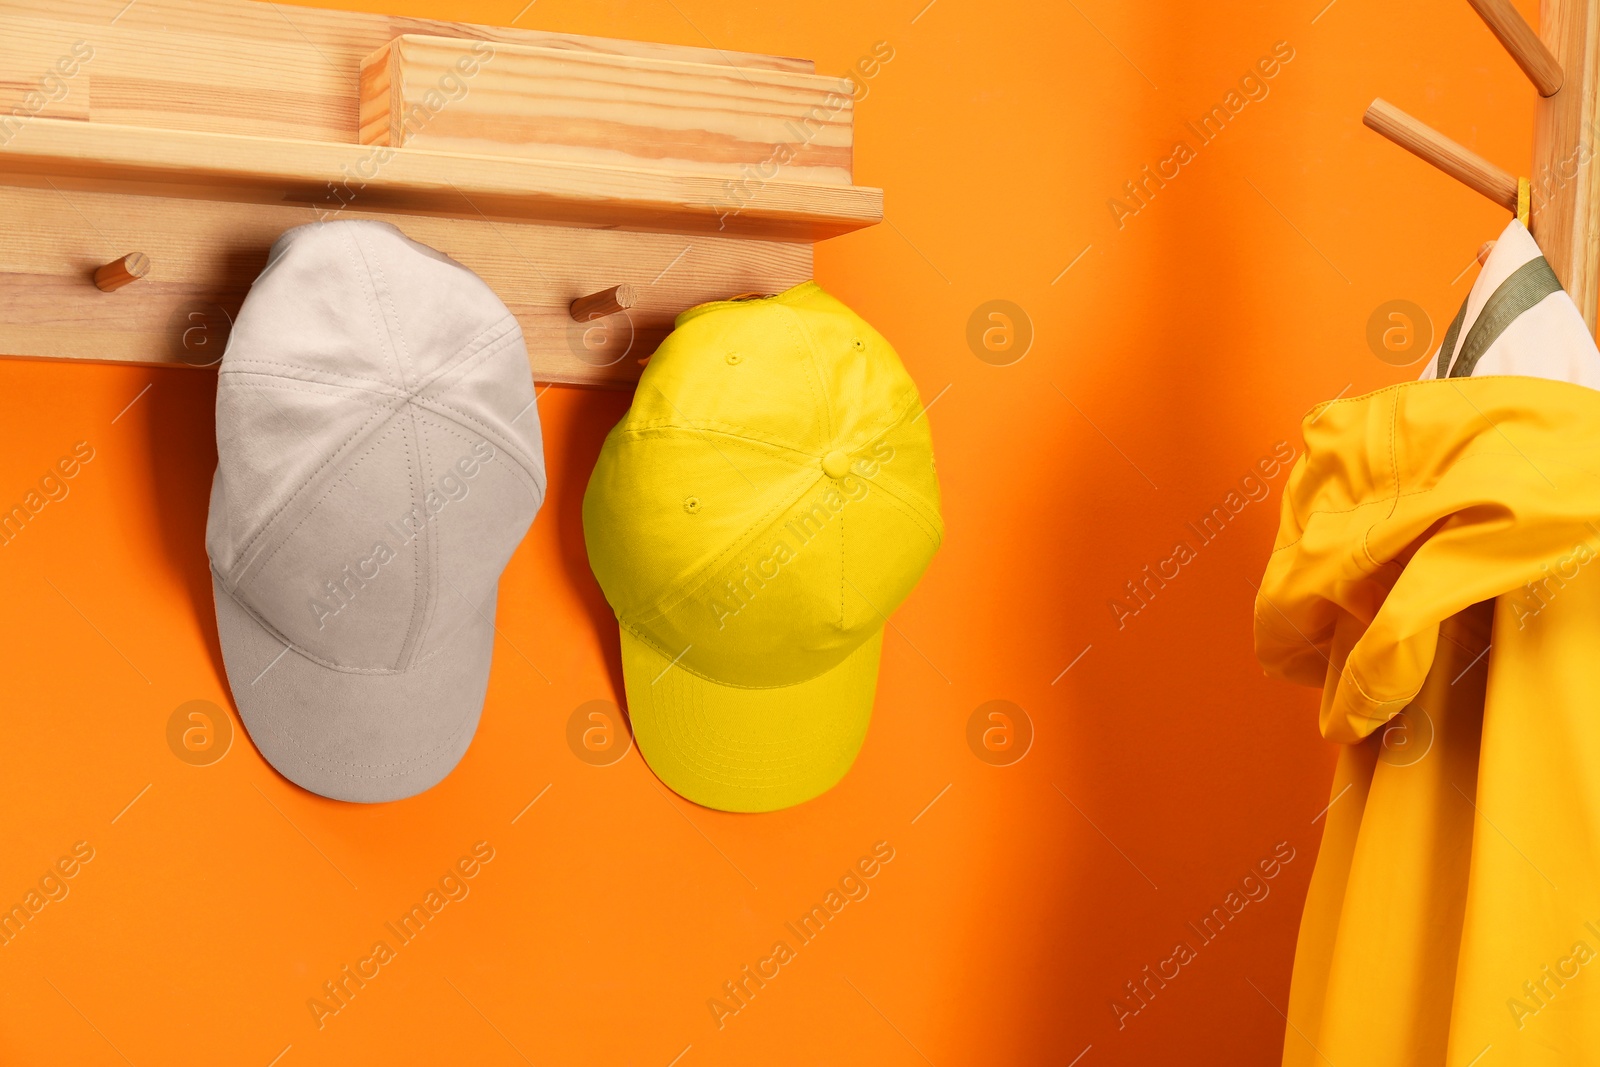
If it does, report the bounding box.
[0,118,881,242]
[0,0,879,384]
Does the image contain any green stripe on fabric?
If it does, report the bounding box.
[1447,256,1564,378]
[1435,297,1468,381]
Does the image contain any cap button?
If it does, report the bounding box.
[821,450,851,479]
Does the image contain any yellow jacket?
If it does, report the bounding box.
[1256,376,1600,1066]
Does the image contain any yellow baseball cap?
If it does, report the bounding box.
[582,282,943,812]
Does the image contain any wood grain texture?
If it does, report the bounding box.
[1532,0,1600,329]
[0,117,881,239]
[1364,98,1520,211]
[359,34,854,183]
[0,1,811,143]
[0,183,812,384]
[0,0,863,384]
[1467,0,1565,96]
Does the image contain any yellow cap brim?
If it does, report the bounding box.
[619,628,882,813]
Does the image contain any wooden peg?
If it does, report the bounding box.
[1466,0,1564,97]
[94,252,150,293]
[570,284,637,322]
[1363,99,1520,212]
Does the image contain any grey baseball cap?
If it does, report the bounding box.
[206,220,546,802]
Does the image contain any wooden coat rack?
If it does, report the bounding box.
[0,0,882,386]
[1364,0,1600,328]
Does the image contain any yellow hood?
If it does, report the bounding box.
[1256,375,1600,745]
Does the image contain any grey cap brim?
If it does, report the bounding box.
[211,571,494,803]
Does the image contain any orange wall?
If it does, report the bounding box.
[0,0,1538,1064]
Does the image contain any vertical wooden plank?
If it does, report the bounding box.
[1531,0,1600,329]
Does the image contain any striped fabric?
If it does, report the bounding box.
[1419,219,1600,389]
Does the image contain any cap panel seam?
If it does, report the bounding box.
[783,304,833,443]
[354,229,433,672]
[227,373,410,570]
[407,589,496,672]
[342,224,404,388]
[409,401,538,653]
[838,507,846,628]
[848,396,944,540]
[225,220,402,569]
[859,470,942,541]
[356,231,424,671]
[409,404,547,507]
[409,316,539,477]
[220,362,402,391]
[610,422,817,463]
[410,398,547,500]
[626,451,822,625]
[629,371,824,456]
[251,535,490,716]
[218,314,518,400]
[617,385,928,463]
[248,418,412,602]
[221,366,408,398]
[857,477,944,548]
[342,229,425,676]
[413,315,521,396]
[618,404,941,625]
[222,317,530,582]
[223,318,542,488]
[219,378,539,586]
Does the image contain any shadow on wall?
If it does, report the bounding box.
[544,381,631,706]
[142,365,225,680]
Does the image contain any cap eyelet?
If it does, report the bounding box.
[683,497,702,514]
[851,338,866,352]
[725,352,743,365]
